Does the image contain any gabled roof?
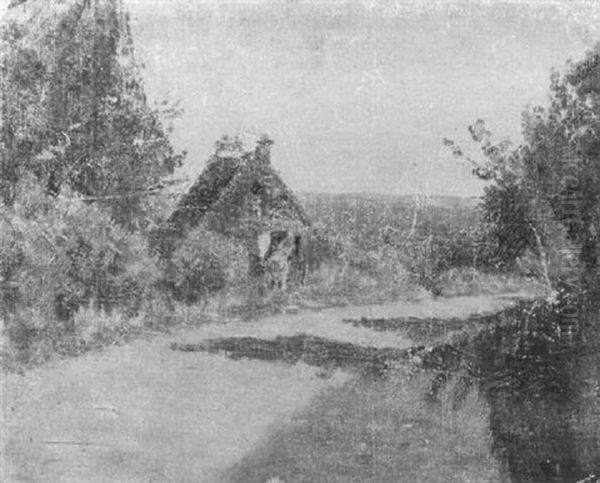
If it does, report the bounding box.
[167,153,309,236]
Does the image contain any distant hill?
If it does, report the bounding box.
[299,192,480,209]
[297,192,481,247]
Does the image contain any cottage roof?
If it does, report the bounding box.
[167,151,309,235]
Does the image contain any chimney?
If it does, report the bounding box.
[254,134,274,164]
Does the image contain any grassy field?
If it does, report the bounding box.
[299,192,480,249]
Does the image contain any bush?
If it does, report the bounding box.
[396,227,495,294]
[73,303,129,346]
[1,177,161,327]
[300,237,412,304]
[166,225,248,305]
[434,267,546,297]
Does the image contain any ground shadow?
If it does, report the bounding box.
[342,311,496,343]
[172,334,421,377]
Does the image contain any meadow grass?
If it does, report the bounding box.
[225,365,505,483]
[435,267,547,298]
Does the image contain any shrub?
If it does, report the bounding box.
[0,220,25,316]
[72,303,128,345]
[396,227,494,294]
[1,177,162,326]
[434,267,546,297]
[166,225,248,306]
[301,239,411,304]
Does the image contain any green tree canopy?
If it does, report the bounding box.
[445,43,600,284]
[0,0,184,225]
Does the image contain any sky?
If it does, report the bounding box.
[5,0,600,196]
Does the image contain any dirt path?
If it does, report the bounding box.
[1,294,527,482]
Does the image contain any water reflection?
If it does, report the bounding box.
[423,298,600,482]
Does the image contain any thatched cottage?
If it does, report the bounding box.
[163,135,311,289]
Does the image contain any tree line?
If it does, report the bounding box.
[444,44,600,291]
